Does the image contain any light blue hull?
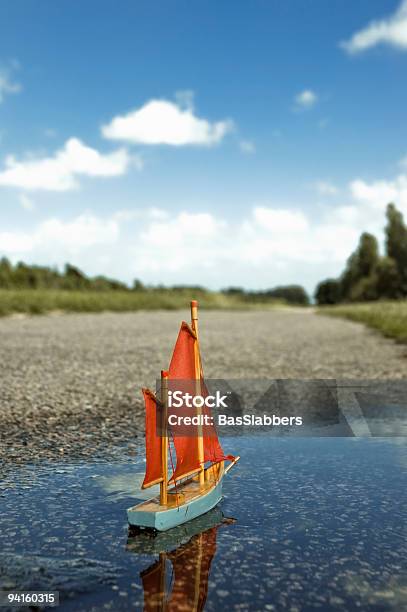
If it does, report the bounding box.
[127,478,223,532]
[126,506,224,555]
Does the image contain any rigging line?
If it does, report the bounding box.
[168,430,180,511]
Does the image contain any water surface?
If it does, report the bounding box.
[0,437,406,611]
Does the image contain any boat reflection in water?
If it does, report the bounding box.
[126,507,236,611]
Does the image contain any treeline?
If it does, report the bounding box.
[316,203,407,305]
[0,259,309,305]
[0,261,131,291]
[222,285,309,305]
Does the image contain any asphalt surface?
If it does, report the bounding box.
[1,309,406,468]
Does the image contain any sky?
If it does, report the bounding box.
[1,0,407,294]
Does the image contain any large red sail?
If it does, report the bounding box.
[168,322,201,482]
[141,389,164,489]
[168,322,232,482]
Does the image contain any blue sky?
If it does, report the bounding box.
[1,0,407,293]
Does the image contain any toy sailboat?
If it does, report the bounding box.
[127,300,239,531]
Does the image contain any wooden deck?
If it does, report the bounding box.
[131,462,224,513]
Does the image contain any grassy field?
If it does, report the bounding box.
[319,300,407,343]
[0,289,285,317]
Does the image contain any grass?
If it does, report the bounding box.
[0,289,286,317]
[319,300,407,343]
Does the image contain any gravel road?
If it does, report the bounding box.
[1,309,406,468]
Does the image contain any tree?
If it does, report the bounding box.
[267,285,309,305]
[357,232,379,277]
[62,264,90,289]
[376,256,402,299]
[340,232,379,300]
[349,274,378,302]
[132,279,145,291]
[385,203,407,295]
[0,257,12,288]
[221,287,245,296]
[314,279,342,305]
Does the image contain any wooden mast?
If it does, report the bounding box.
[191,300,205,487]
[160,369,169,506]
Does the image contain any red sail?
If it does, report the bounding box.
[203,406,228,464]
[201,376,234,465]
[141,388,164,489]
[168,322,201,482]
[168,322,233,481]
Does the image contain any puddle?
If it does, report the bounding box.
[0,437,406,611]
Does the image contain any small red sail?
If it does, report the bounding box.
[141,388,164,489]
[201,376,235,465]
[203,408,228,464]
[168,322,201,482]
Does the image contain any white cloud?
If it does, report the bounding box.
[3,158,407,293]
[341,0,407,53]
[141,212,225,245]
[0,194,391,291]
[350,174,407,217]
[131,163,407,288]
[149,207,170,220]
[132,205,357,285]
[102,98,234,146]
[0,231,31,254]
[136,212,226,272]
[112,207,169,223]
[252,207,309,234]
[239,140,256,154]
[0,214,119,255]
[0,138,133,191]
[294,89,318,109]
[313,180,338,196]
[19,193,35,211]
[40,215,119,249]
[0,65,21,103]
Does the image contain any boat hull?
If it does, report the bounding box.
[127,475,223,532]
[126,506,225,554]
